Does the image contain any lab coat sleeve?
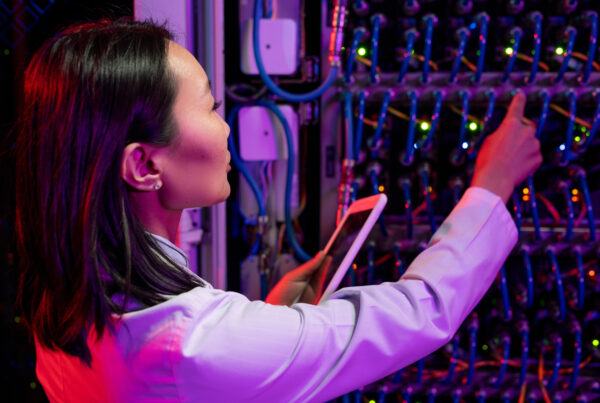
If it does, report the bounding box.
[171,187,517,402]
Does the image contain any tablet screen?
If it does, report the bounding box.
[319,209,373,297]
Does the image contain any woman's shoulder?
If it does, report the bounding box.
[115,284,257,328]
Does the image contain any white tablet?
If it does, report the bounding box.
[316,193,388,304]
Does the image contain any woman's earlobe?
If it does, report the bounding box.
[121,143,162,191]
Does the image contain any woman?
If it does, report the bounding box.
[15,19,541,402]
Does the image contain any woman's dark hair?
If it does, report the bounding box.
[15,18,205,366]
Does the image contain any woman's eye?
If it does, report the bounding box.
[212,100,222,111]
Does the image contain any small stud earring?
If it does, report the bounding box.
[154,182,162,190]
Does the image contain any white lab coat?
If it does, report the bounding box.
[35,187,517,402]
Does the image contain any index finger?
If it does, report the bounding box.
[506,91,527,119]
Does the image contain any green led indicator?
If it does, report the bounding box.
[575,136,581,142]
[419,121,431,131]
[593,339,599,348]
[357,47,367,57]
[482,344,489,351]
[505,47,514,56]
[468,121,478,131]
[555,47,565,56]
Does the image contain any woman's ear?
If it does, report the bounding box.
[121,143,163,191]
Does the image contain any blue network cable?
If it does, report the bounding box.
[455,90,470,159]
[582,11,598,83]
[427,388,437,403]
[466,315,478,385]
[416,358,425,384]
[369,164,388,236]
[229,101,311,261]
[369,168,380,196]
[227,105,267,220]
[547,335,563,390]
[252,0,346,102]
[494,334,511,387]
[536,90,550,140]
[352,0,368,15]
[354,91,367,160]
[370,14,383,83]
[377,387,387,403]
[561,91,577,165]
[513,90,550,241]
[392,242,405,277]
[397,29,418,83]
[546,247,567,321]
[349,180,359,204]
[420,166,437,233]
[260,269,268,300]
[345,27,366,83]
[521,91,549,242]
[450,178,463,206]
[421,14,437,83]
[521,246,534,308]
[582,92,600,151]
[445,335,460,383]
[569,320,582,390]
[559,181,575,241]
[512,193,523,236]
[367,242,376,284]
[369,90,392,155]
[419,90,443,151]
[574,247,585,310]
[468,90,496,159]
[400,178,413,239]
[343,91,354,160]
[402,91,418,165]
[392,366,403,384]
[502,27,523,83]
[518,320,530,387]
[473,13,490,83]
[572,167,596,241]
[260,100,312,261]
[555,27,577,83]
[499,266,512,321]
[528,12,543,84]
[262,0,273,18]
[481,90,496,132]
[228,105,269,295]
[527,177,542,241]
[449,27,470,83]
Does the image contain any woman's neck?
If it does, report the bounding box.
[129,192,182,243]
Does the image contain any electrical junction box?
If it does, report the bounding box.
[238,105,299,222]
[238,105,298,161]
[241,18,298,75]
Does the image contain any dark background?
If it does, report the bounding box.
[0,2,133,401]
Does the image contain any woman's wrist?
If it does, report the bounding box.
[471,171,513,204]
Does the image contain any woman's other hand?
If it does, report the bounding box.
[471,91,543,203]
[265,252,333,306]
